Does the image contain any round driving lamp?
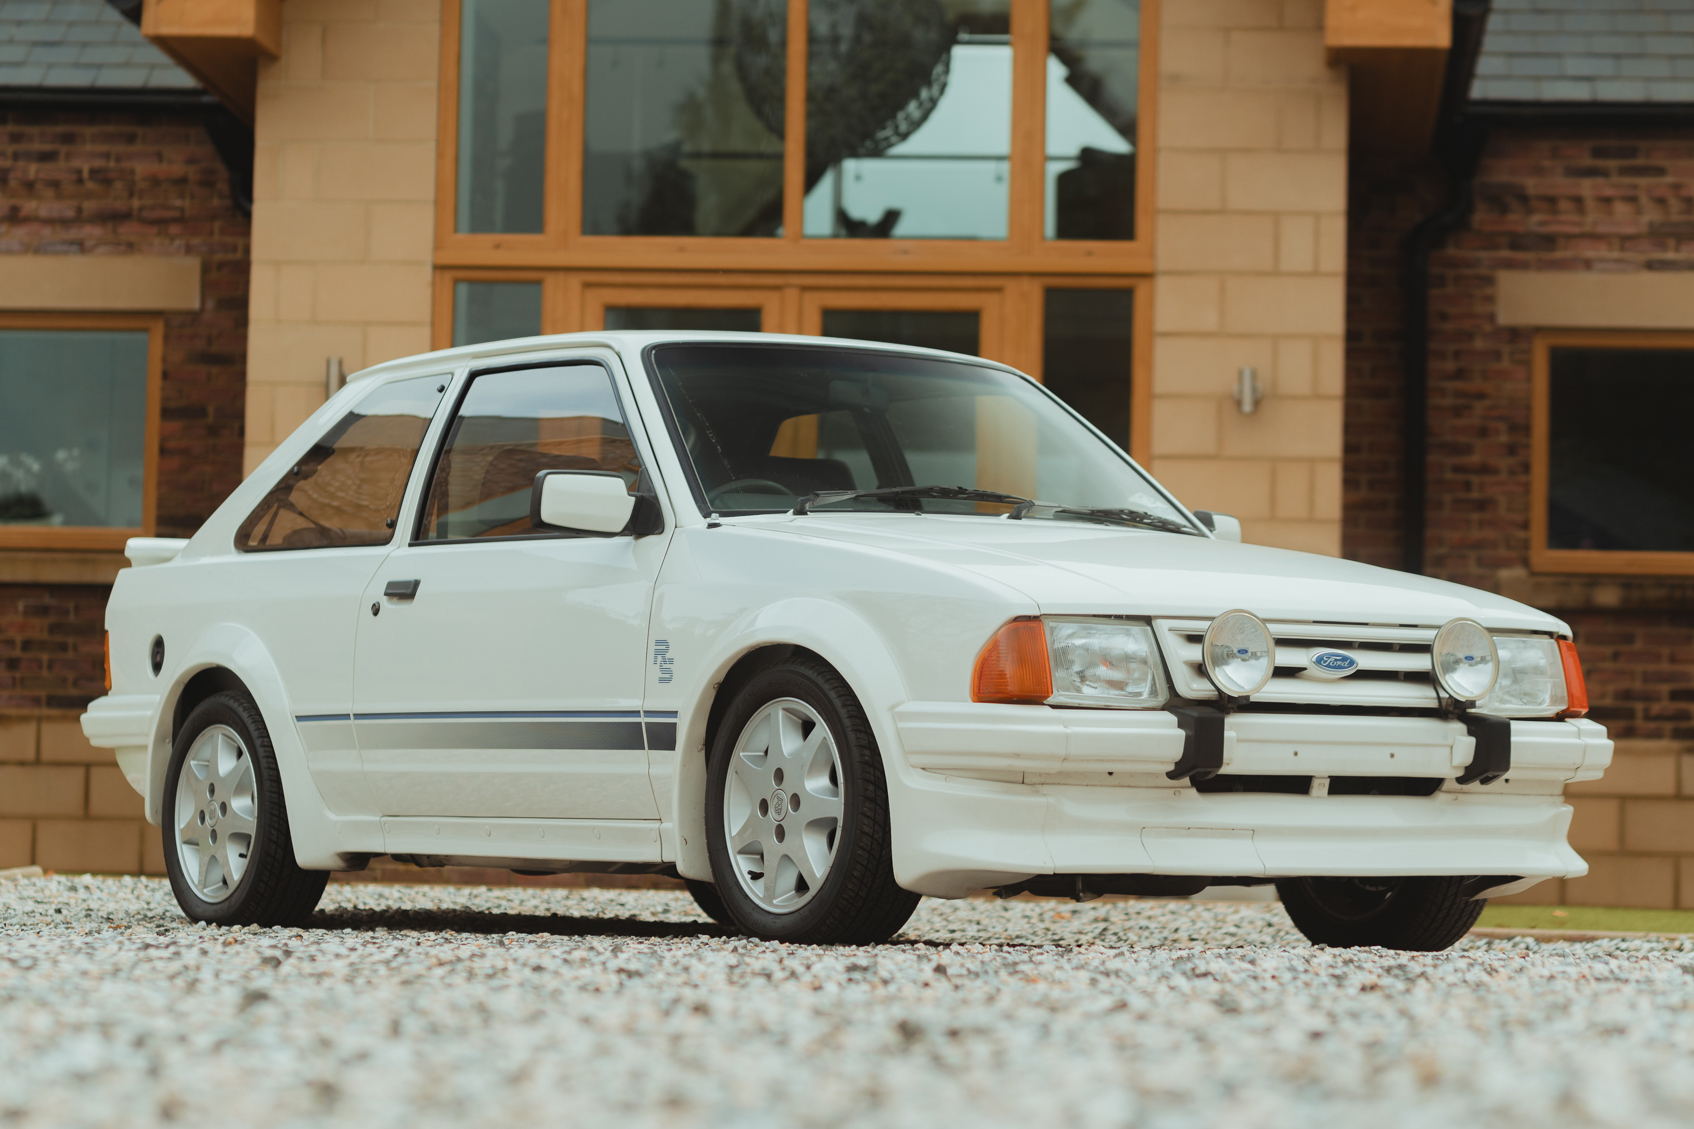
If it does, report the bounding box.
[1431,618,1498,704]
[1202,610,1275,699]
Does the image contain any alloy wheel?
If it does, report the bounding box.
[722,697,845,913]
[173,724,258,903]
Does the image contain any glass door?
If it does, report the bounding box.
[801,290,1002,361]
[582,286,783,333]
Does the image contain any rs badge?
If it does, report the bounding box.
[1303,649,1359,680]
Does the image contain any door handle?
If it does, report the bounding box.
[383,579,421,600]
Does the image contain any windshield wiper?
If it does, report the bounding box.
[793,485,1033,515]
[1009,501,1199,536]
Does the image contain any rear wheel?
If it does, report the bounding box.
[1275,876,1485,952]
[163,691,327,927]
[705,657,920,944]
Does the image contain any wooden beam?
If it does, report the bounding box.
[140,0,281,124]
[1326,0,1452,156]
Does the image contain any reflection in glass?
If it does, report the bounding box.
[604,307,762,331]
[421,366,642,541]
[1042,288,1133,450]
[820,309,979,356]
[457,0,549,234]
[1046,0,1139,240]
[583,0,786,237]
[453,281,544,346]
[803,0,1011,240]
[236,376,446,551]
[1548,348,1694,552]
[0,329,148,529]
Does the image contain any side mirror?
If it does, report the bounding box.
[1191,509,1241,543]
[530,471,636,535]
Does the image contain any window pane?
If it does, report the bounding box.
[582,0,785,237]
[1548,347,1694,552]
[604,307,762,331]
[453,281,543,346]
[1042,288,1133,450]
[420,365,643,541]
[0,328,148,529]
[456,0,549,234]
[804,0,1011,240]
[1045,0,1139,240]
[236,376,446,552]
[821,309,979,356]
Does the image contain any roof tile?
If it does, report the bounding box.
[0,0,195,89]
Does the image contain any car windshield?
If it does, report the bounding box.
[646,343,1198,532]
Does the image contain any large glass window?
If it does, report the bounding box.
[604,307,762,331]
[456,0,550,234]
[1042,288,1133,450]
[1546,346,1694,554]
[453,281,544,346]
[1045,0,1139,240]
[236,376,446,552]
[649,342,1191,526]
[420,364,643,541]
[803,0,1012,240]
[0,328,149,531]
[582,0,786,237]
[820,309,979,355]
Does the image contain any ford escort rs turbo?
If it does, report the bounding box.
[81,332,1608,949]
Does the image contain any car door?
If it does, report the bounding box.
[224,373,449,815]
[350,357,669,819]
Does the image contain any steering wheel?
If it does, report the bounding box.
[708,478,794,504]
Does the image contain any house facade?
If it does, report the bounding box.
[1,0,1688,907]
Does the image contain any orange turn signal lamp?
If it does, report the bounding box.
[104,632,112,692]
[972,618,1052,704]
[1558,638,1588,718]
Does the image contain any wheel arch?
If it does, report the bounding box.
[668,598,910,882]
[148,623,349,869]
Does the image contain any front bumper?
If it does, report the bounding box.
[887,703,1610,898]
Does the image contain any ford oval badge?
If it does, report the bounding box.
[1303,649,1359,680]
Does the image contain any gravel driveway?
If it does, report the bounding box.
[4,876,1694,1129]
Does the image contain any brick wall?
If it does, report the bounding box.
[0,106,250,536]
[1345,129,1694,907]
[0,104,249,875]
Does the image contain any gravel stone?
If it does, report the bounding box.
[5,876,1694,1128]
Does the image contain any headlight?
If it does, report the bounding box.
[1202,610,1275,698]
[1477,635,1568,717]
[1046,619,1168,708]
[1431,618,1498,704]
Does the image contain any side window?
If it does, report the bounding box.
[235,375,447,552]
[419,364,642,542]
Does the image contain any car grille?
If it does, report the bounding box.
[1153,620,1441,710]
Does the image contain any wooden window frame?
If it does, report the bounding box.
[434,0,1158,276]
[435,268,1152,463]
[1531,329,1694,577]
[0,312,163,552]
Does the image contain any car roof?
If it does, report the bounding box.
[346,330,1024,385]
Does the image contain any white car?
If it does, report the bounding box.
[82,332,1608,950]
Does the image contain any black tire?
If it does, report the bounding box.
[162,690,328,927]
[705,656,920,944]
[1275,876,1486,952]
[684,878,737,927]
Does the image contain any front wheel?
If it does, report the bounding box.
[705,657,920,944]
[163,691,327,927]
[1275,876,1486,952]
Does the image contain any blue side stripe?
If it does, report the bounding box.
[354,710,642,721]
[296,714,352,723]
[642,711,678,719]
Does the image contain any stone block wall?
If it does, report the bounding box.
[1150,0,1349,556]
[1345,130,1694,907]
[0,713,159,876]
[244,0,440,475]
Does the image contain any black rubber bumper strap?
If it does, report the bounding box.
[1456,713,1511,786]
[1165,706,1226,782]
